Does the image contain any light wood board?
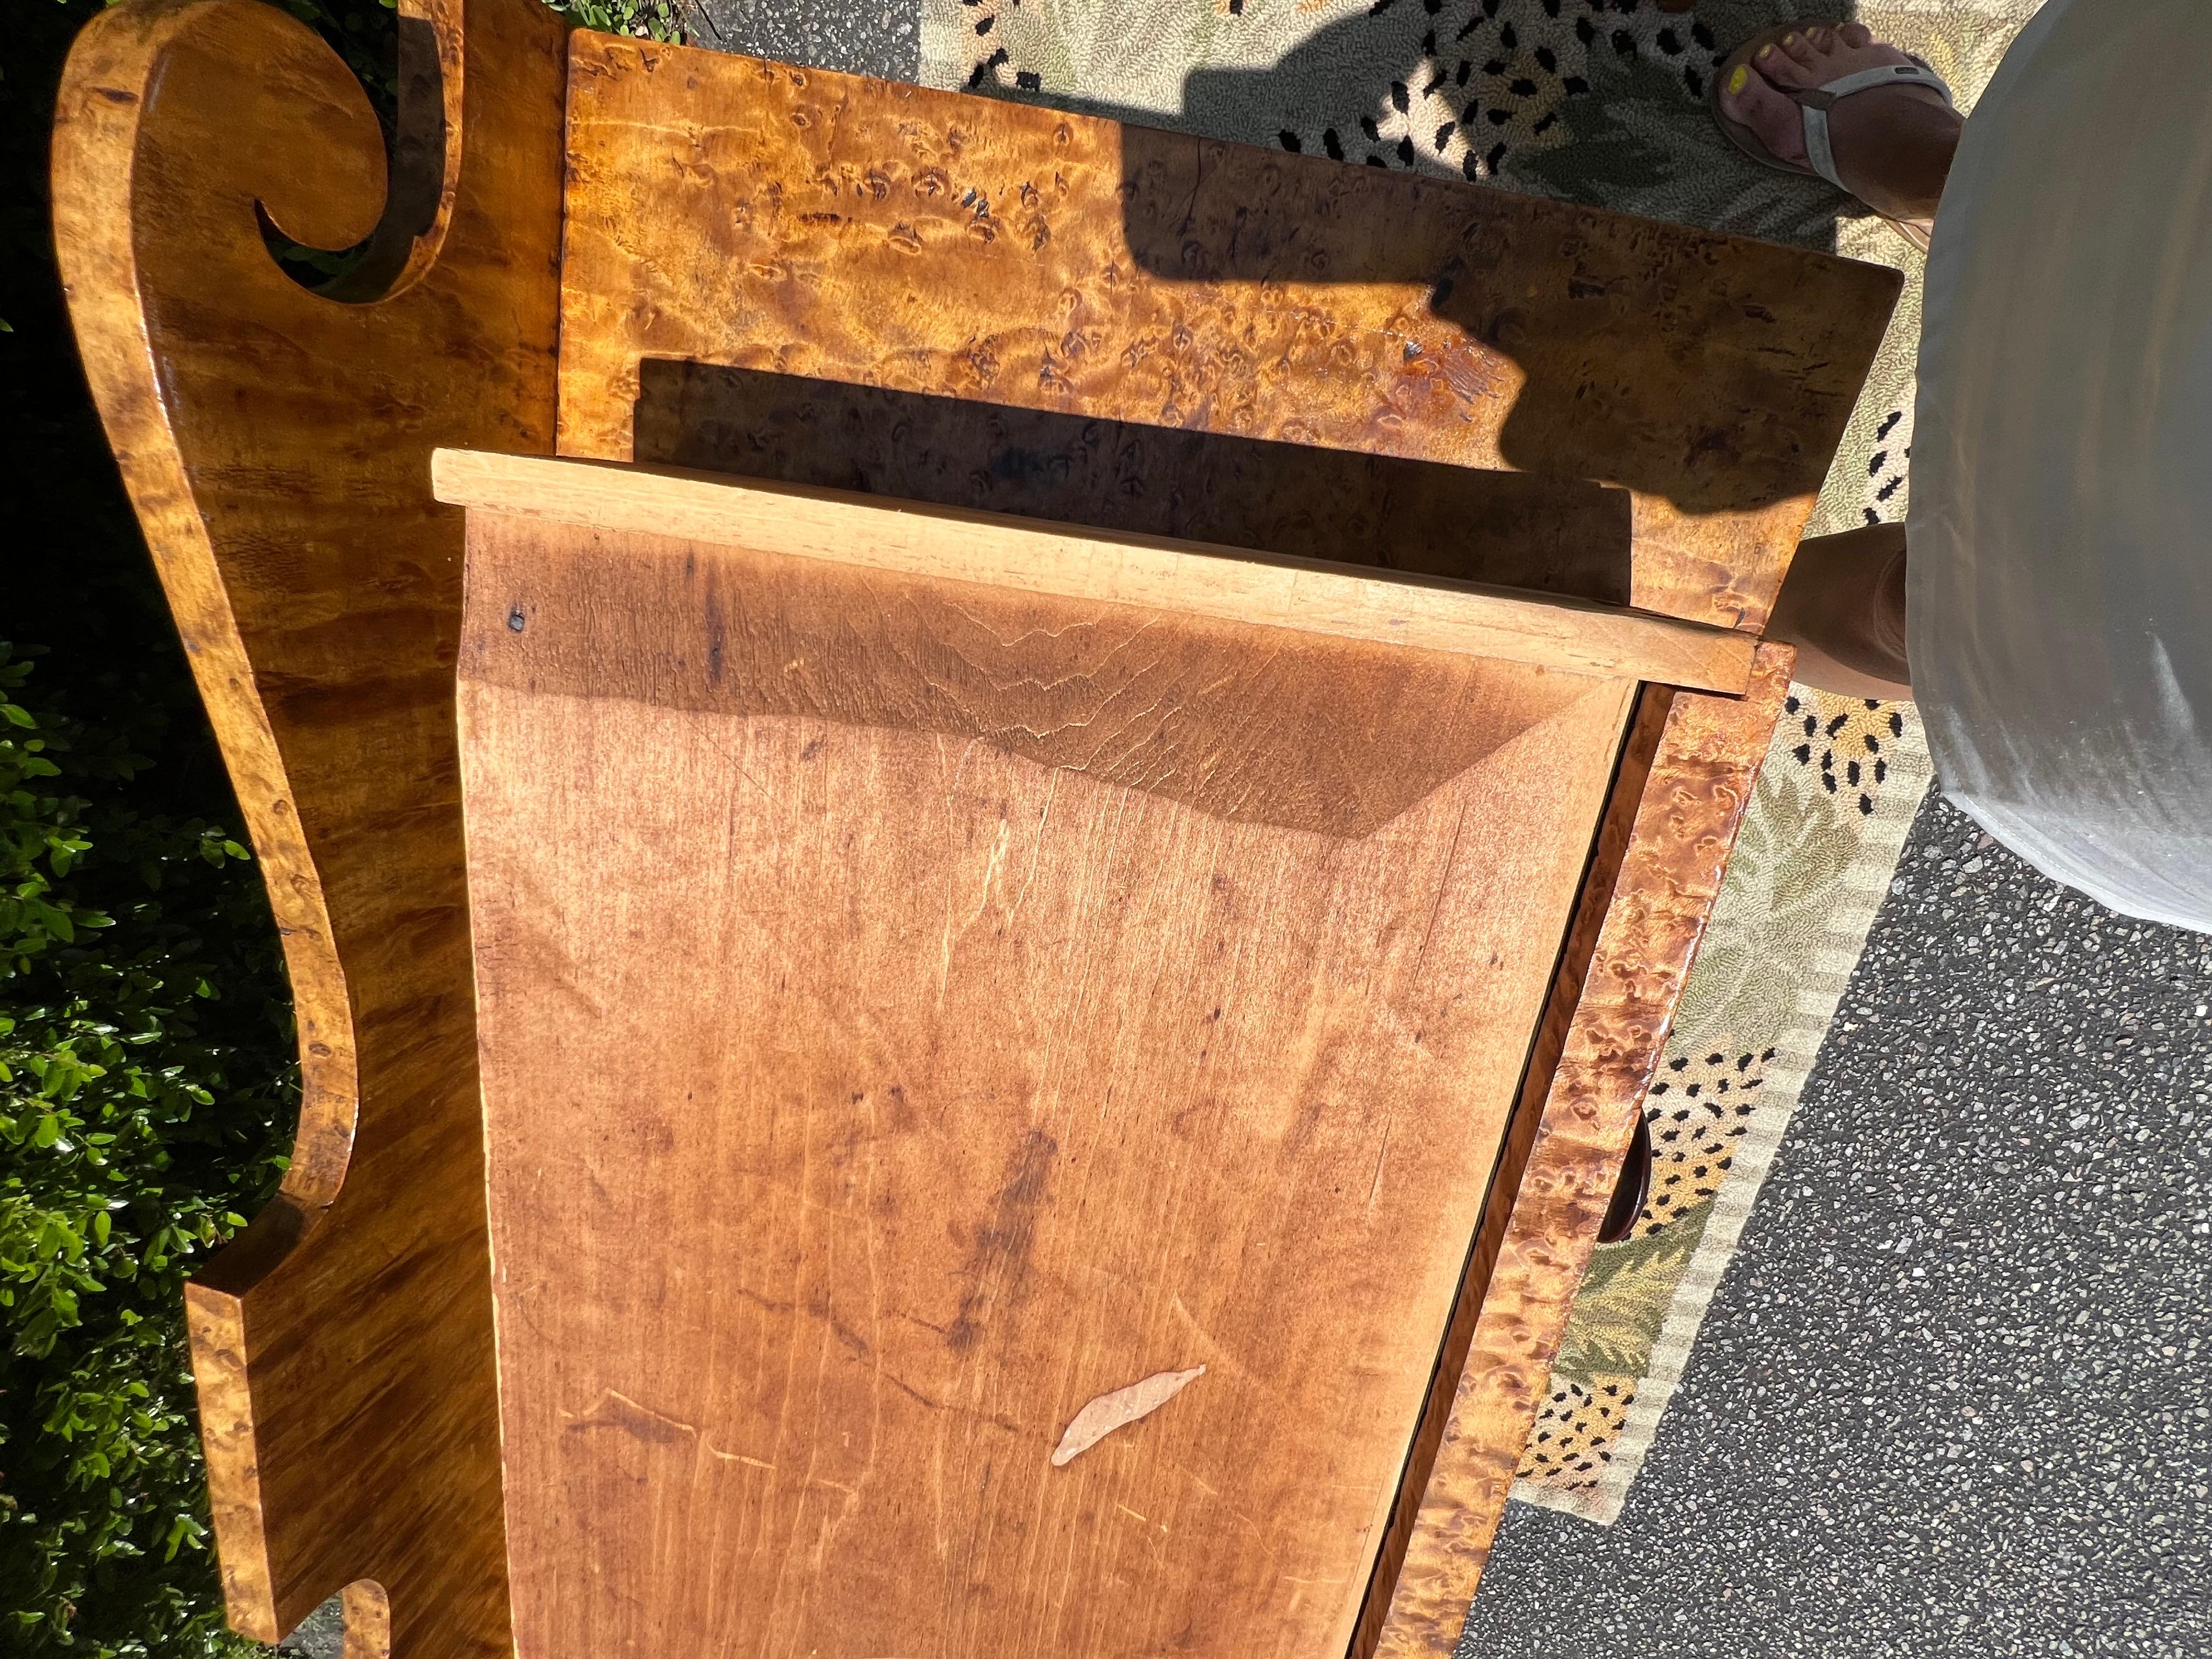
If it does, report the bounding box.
[458,496,1640,1658]
[433,450,1757,694]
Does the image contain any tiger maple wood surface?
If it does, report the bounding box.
[457,501,1643,1659]
[556,35,1900,631]
[1370,645,1794,1658]
[432,450,1757,694]
[51,0,567,1650]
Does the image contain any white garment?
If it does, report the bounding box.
[1911,0,2212,932]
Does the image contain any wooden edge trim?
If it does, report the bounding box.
[432,449,1758,695]
[1348,679,1677,1659]
[55,2,561,1649]
[342,1578,395,1659]
[52,2,366,1204]
[1364,642,1795,1658]
[183,1279,278,1640]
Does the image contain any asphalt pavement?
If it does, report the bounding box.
[1462,794,2212,1658]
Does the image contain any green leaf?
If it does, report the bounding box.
[0,640,295,1646]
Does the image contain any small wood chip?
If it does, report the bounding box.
[1050,1365,1205,1467]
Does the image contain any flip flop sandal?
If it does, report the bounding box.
[1710,23,1955,254]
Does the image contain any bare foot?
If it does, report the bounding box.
[1720,21,1963,223]
[1766,521,1911,701]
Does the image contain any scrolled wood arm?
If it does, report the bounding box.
[52,0,567,1649]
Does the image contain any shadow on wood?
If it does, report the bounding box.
[636,360,1638,605]
[50,2,1847,1649]
[454,474,1645,1658]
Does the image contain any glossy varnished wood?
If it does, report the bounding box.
[432,451,1758,693]
[1346,680,1677,1659]
[1369,645,1795,1657]
[52,3,1855,1645]
[556,36,1900,631]
[456,495,1642,1659]
[51,0,567,1649]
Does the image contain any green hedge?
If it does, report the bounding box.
[1,650,295,1658]
[7,2,295,1647]
[3,0,678,1651]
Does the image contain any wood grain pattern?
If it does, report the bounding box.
[1369,644,1795,1658]
[633,362,1643,607]
[556,35,1900,631]
[432,452,1757,694]
[1346,680,1677,1659]
[53,3,1855,1643]
[457,500,1641,1659]
[50,0,567,1649]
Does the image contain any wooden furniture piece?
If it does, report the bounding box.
[442,450,1790,1659]
[50,0,1893,1653]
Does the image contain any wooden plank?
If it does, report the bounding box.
[457,504,1642,1659]
[1345,680,1678,1659]
[432,451,1757,694]
[1369,644,1795,1657]
[555,35,1900,631]
[50,0,569,1650]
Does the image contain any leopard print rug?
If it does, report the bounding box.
[917,0,2045,1524]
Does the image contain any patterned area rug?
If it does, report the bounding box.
[1513,684,1931,1519]
[917,0,2040,1524]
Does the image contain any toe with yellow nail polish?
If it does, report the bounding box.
[1728,64,1748,95]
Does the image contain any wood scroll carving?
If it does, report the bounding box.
[52,0,567,1650]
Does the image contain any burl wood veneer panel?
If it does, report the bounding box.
[556,35,1900,631]
[1367,645,1793,1658]
[457,506,1640,1659]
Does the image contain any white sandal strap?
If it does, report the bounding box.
[1798,63,1956,190]
[1818,63,1955,107]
